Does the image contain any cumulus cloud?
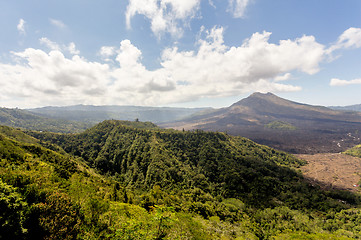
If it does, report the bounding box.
[330,78,361,86]
[1,27,354,108]
[99,46,117,61]
[49,18,66,29]
[228,0,252,18]
[1,48,109,107]
[17,19,26,35]
[126,0,201,37]
[67,42,80,55]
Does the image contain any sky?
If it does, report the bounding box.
[1,0,361,108]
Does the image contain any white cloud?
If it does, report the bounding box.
[40,37,79,55]
[67,42,80,55]
[274,73,291,82]
[330,78,361,86]
[1,48,110,107]
[327,27,361,53]
[50,18,66,29]
[99,46,116,58]
[228,0,252,18]
[116,40,143,68]
[40,37,61,51]
[17,19,26,35]
[126,0,201,38]
[208,0,216,9]
[0,27,349,108]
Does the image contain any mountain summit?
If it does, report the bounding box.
[162,92,361,153]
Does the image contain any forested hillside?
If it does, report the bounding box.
[29,120,343,210]
[2,122,361,239]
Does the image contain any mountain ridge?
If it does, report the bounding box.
[330,104,361,112]
[28,104,210,124]
[162,92,361,153]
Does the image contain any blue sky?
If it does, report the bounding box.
[1,0,361,108]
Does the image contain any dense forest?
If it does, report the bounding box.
[1,121,361,239]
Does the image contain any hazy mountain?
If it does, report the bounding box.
[28,105,209,124]
[162,92,361,154]
[330,104,361,112]
[0,107,90,133]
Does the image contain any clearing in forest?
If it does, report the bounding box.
[297,153,361,192]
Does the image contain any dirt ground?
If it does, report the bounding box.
[296,153,361,192]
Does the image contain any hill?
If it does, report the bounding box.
[28,105,208,124]
[2,121,361,239]
[162,92,361,154]
[0,107,90,133]
[27,120,361,210]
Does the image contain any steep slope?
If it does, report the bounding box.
[28,105,209,124]
[162,92,361,153]
[0,107,90,133]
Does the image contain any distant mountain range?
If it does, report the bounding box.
[0,107,90,133]
[28,105,209,124]
[162,92,361,154]
[329,104,361,112]
[0,105,208,133]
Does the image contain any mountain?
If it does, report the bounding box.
[0,107,90,133]
[28,105,209,124]
[330,104,361,112]
[2,121,361,239]
[161,92,361,154]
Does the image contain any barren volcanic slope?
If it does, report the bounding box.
[162,92,361,154]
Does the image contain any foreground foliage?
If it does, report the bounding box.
[0,122,361,239]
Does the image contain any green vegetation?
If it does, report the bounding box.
[0,107,91,133]
[345,144,361,158]
[265,121,297,130]
[1,121,361,239]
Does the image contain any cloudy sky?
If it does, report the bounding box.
[1,0,361,108]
